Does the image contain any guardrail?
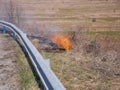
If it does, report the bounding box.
[0,20,65,90]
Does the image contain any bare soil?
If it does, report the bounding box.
[0,34,19,90]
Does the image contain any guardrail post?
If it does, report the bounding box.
[3,26,7,33]
[13,33,16,40]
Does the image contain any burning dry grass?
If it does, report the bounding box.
[52,34,73,50]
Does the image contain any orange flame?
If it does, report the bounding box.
[52,34,73,50]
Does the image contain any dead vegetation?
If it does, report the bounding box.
[68,28,120,89]
[32,26,120,90]
[72,28,120,74]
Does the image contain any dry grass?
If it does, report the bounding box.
[37,29,120,90]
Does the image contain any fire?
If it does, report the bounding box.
[52,34,73,50]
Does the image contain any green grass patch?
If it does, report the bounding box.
[86,31,120,36]
[98,17,120,22]
[16,48,39,90]
[58,8,80,16]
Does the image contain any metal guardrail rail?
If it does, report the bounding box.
[0,20,66,90]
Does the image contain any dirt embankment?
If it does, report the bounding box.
[0,34,19,90]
